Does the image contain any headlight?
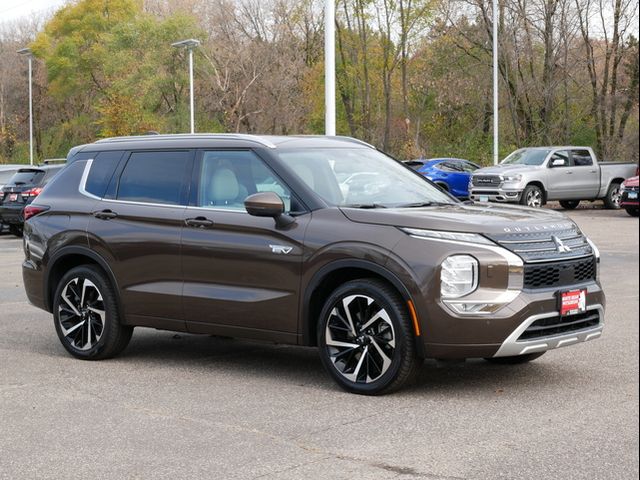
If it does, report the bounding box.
[441,255,478,298]
[503,174,522,183]
[400,228,494,245]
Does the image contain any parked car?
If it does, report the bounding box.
[0,165,63,236]
[619,176,639,217]
[412,158,480,198]
[22,134,604,395]
[469,147,637,209]
[0,164,23,233]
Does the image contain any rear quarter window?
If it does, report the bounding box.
[84,151,124,198]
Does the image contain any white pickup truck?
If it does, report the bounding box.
[469,146,638,209]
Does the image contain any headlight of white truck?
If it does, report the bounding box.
[440,255,478,298]
[502,174,523,183]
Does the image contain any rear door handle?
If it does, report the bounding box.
[93,209,118,220]
[185,216,213,228]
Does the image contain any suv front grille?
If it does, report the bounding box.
[472,175,502,187]
[518,311,600,340]
[523,257,596,289]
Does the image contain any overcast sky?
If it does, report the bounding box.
[0,0,67,23]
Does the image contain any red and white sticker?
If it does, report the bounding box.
[560,289,587,316]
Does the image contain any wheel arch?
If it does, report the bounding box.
[45,246,121,314]
[525,181,547,203]
[301,259,420,352]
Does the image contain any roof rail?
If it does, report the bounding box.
[41,158,66,164]
[94,133,277,149]
[332,136,376,149]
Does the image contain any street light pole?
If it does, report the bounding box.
[493,0,499,165]
[171,39,201,134]
[324,0,336,136]
[17,48,34,165]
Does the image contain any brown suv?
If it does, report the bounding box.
[22,134,605,394]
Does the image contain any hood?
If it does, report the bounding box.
[340,202,574,235]
[473,164,541,175]
[623,176,639,187]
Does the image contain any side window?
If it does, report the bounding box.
[572,150,593,167]
[198,150,292,212]
[550,150,571,168]
[117,151,190,205]
[85,151,124,198]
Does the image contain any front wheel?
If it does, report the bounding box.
[520,185,544,208]
[53,265,132,360]
[559,200,580,210]
[484,352,545,364]
[317,279,421,395]
[625,207,639,217]
[603,182,622,209]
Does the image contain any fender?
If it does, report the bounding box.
[45,245,122,315]
[300,258,423,355]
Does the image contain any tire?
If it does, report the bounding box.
[484,352,545,364]
[53,265,132,360]
[317,278,421,395]
[435,182,449,192]
[520,185,544,208]
[9,224,23,237]
[625,207,640,217]
[559,200,580,210]
[603,182,622,209]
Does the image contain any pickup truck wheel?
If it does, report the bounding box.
[604,182,622,209]
[484,352,545,364]
[520,185,544,208]
[625,207,639,217]
[559,200,580,210]
[53,265,133,360]
[317,279,421,395]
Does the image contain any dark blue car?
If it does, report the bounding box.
[405,158,480,199]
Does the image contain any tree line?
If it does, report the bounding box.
[0,0,637,164]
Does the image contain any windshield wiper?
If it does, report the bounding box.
[343,203,388,209]
[395,201,452,208]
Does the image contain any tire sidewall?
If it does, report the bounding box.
[52,266,116,359]
[317,280,412,395]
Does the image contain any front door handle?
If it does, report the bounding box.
[93,209,118,220]
[185,216,213,228]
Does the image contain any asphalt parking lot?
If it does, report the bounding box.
[0,207,638,480]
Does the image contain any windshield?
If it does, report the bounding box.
[501,149,551,166]
[277,148,456,208]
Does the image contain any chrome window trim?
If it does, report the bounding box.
[78,159,101,200]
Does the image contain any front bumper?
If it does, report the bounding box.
[469,187,523,203]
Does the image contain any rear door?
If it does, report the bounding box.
[86,150,194,328]
[569,149,599,198]
[180,149,309,341]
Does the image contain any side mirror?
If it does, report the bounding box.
[244,191,295,228]
[551,158,567,167]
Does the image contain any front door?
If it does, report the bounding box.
[180,150,309,341]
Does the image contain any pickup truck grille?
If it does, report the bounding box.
[523,257,596,289]
[517,310,600,340]
[472,175,502,187]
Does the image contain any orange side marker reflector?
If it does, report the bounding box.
[407,300,421,336]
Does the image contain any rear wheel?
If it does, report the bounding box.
[520,185,544,208]
[625,207,639,217]
[603,182,622,209]
[484,352,545,364]
[317,279,421,395]
[53,265,132,360]
[559,200,580,210]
